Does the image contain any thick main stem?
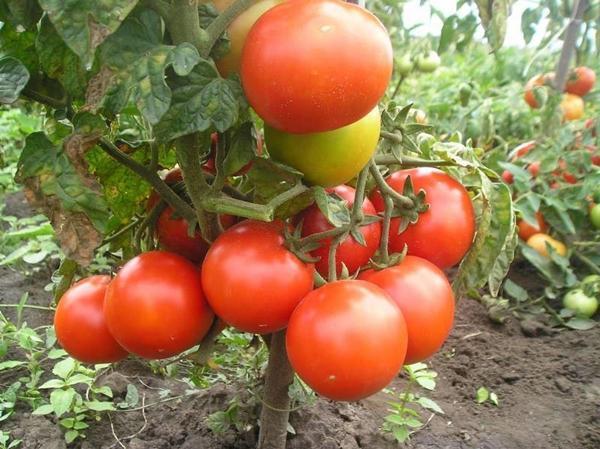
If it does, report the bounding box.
[257,331,295,449]
[552,0,588,91]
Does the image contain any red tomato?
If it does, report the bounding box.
[565,66,596,97]
[359,256,454,364]
[241,0,393,133]
[555,159,578,184]
[523,74,546,108]
[501,170,514,184]
[369,168,475,269]
[517,211,548,241]
[156,207,236,263]
[201,220,314,334]
[286,280,407,401]
[587,145,600,166]
[528,161,541,177]
[104,252,214,359]
[54,276,127,364]
[298,185,381,276]
[509,140,536,162]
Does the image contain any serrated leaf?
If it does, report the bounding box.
[38,0,139,68]
[50,388,76,417]
[392,425,410,443]
[53,358,76,379]
[36,17,90,98]
[0,57,29,103]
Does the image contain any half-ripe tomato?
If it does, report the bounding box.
[369,168,476,269]
[104,251,214,359]
[201,220,314,334]
[265,107,380,187]
[565,66,596,97]
[241,0,393,133]
[54,276,128,364]
[517,211,548,241]
[359,256,454,364]
[524,74,546,108]
[298,185,381,277]
[561,93,584,121]
[214,0,281,78]
[526,233,567,258]
[286,280,407,401]
[501,170,514,184]
[509,140,536,162]
[156,207,236,263]
[528,160,541,177]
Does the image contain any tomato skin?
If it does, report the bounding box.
[201,220,314,334]
[528,161,540,177]
[214,0,281,78]
[156,207,236,263]
[241,0,393,133]
[286,280,407,401]
[561,93,584,121]
[501,170,514,184]
[563,289,598,318]
[517,211,548,241]
[359,256,454,364]
[298,185,381,276]
[565,66,596,97]
[524,74,546,108]
[590,204,600,229]
[509,140,536,162]
[369,168,476,269]
[54,276,128,364]
[396,55,413,76]
[526,233,567,258]
[104,252,214,359]
[265,107,380,187]
[415,51,441,73]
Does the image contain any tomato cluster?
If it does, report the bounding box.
[54,0,478,404]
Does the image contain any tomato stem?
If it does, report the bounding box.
[379,194,394,265]
[202,0,256,58]
[257,330,295,449]
[169,0,210,51]
[53,259,78,304]
[142,0,172,22]
[374,154,455,168]
[369,159,414,209]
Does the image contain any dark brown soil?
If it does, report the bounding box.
[2,193,599,449]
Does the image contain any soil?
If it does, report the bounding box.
[1,193,599,449]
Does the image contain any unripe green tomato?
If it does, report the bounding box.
[563,289,598,318]
[590,204,600,229]
[264,107,381,187]
[459,83,472,106]
[396,55,413,76]
[583,274,600,285]
[416,51,441,73]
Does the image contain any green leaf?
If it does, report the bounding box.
[520,244,576,288]
[38,0,139,68]
[564,317,597,330]
[66,374,93,386]
[99,10,201,124]
[415,377,436,391]
[155,64,241,141]
[417,397,444,414]
[2,0,42,29]
[64,430,79,444]
[36,17,90,98]
[124,384,139,408]
[475,386,489,403]
[50,388,76,417]
[32,404,54,415]
[39,379,66,389]
[222,123,256,176]
[52,358,76,379]
[454,175,516,297]
[314,188,351,228]
[84,400,115,412]
[438,15,458,54]
[0,23,39,74]
[503,279,528,302]
[489,392,499,406]
[392,425,409,443]
[0,57,29,103]
[0,361,26,371]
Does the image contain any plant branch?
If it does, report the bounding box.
[552,0,588,91]
[574,251,600,275]
[369,159,414,208]
[21,88,67,110]
[381,131,403,144]
[169,0,209,50]
[379,194,394,265]
[143,0,172,21]
[202,0,255,58]
[375,153,455,168]
[98,138,197,224]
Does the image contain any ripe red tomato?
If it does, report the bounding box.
[524,74,546,108]
[369,168,475,269]
[54,276,128,364]
[517,211,548,241]
[509,140,536,162]
[264,106,380,187]
[241,0,393,133]
[298,185,381,277]
[286,280,407,401]
[214,0,281,78]
[104,251,214,359]
[201,220,314,334]
[156,207,236,263]
[528,161,541,177]
[501,170,514,184]
[565,66,596,97]
[359,256,454,364]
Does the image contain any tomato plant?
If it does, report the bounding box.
[201,220,315,334]
[369,168,476,269]
[286,280,407,401]
[359,256,455,365]
[298,185,381,276]
[241,0,393,133]
[104,251,214,359]
[54,275,128,364]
